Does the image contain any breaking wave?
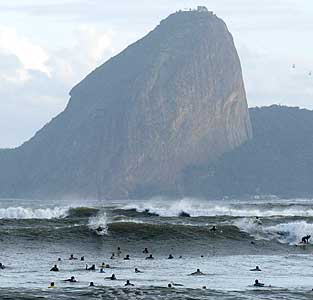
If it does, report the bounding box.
[121,199,313,217]
[233,218,313,245]
[0,207,69,219]
[88,212,109,235]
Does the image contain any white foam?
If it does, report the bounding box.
[88,212,109,235]
[0,206,69,219]
[264,221,313,245]
[121,198,313,217]
[233,218,313,245]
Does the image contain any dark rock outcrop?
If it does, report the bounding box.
[0,9,251,199]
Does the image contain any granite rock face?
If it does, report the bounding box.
[0,9,252,199]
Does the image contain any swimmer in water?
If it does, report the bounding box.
[0,263,5,269]
[168,254,174,259]
[57,258,62,262]
[124,254,130,260]
[254,279,264,287]
[100,268,105,273]
[202,286,207,289]
[135,268,143,273]
[189,269,205,276]
[146,254,154,260]
[48,282,56,288]
[117,247,122,256]
[69,254,77,260]
[125,280,134,286]
[81,256,85,261]
[50,265,59,272]
[143,248,149,254]
[168,283,173,288]
[89,282,95,287]
[86,264,96,271]
[110,253,115,259]
[64,276,77,283]
[250,266,261,271]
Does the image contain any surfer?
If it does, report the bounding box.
[110,253,115,259]
[124,254,130,260]
[301,235,311,244]
[146,254,154,260]
[106,274,116,280]
[69,254,78,260]
[189,269,205,276]
[80,256,85,261]
[250,266,261,271]
[168,283,173,288]
[143,247,149,254]
[57,258,62,261]
[210,226,217,232]
[254,279,264,287]
[0,263,5,269]
[86,264,96,270]
[50,265,59,272]
[125,280,134,286]
[135,268,143,273]
[117,247,122,256]
[48,282,56,288]
[168,254,174,259]
[171,282,184,287]
[100,268,105,273]
[255,217,262,225]
[100,262,110,268]
[96,226,104,233]
[64,276,77,282]
[89,282,95,287]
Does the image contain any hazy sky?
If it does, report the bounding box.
[0,0,312,148]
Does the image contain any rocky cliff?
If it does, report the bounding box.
[0,9,252,199]
[183,105,313,199]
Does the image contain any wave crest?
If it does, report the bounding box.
[121,199,313,217]
[0,207,69,219]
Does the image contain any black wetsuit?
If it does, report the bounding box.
[50,266,59,272]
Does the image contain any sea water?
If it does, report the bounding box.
[1,197,313,299]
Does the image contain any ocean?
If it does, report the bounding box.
[1,197,313,299]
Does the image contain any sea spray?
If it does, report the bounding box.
[88,212,109,235]
[0,207,69,219]
[121,199,313,217]
[233,218,313,245]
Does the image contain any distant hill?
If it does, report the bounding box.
[183,105,313,199]
[0,8,252,200]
